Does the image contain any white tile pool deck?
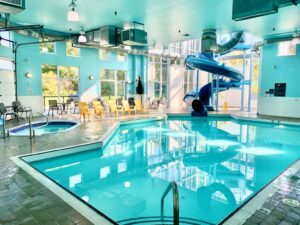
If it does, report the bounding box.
[0,110,299,225]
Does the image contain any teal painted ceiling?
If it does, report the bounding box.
[8,0,300,43]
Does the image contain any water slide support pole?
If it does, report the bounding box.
[210,74,214,107]
[241,49,246,111]
[216,75,219,112]
[196,70,199,99]
[215,53,220,112]
[248,48,253,112]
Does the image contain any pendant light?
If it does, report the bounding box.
[68,0,80,22]
[78,28,87,43]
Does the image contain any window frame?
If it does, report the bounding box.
[277,40,298,57]
[42,64,80,105]
[39,41,56,54]
[66,41,81,57]
[100,69,126,99]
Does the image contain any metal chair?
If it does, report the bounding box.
[12,101,32,119]
[48,100,61,116]
[0,103,17,120]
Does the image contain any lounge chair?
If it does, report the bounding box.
[92,101,105,117]
[108,100,123,116]
[0,103,17,120]
[78,102,91,120]
[135,99,148,112]
[122,100,136,115]
[12,101,32,118]
[48,100,62,116]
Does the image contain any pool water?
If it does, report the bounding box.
[27,118,300,224]
[11,121,77,136]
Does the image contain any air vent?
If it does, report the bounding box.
[232,0,277,21]
[121,29,147,46]
[0,0,25,14]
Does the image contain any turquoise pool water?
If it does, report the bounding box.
[27,118,300,224]
[10,121,78,136]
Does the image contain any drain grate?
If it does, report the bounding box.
[281,198,300,207]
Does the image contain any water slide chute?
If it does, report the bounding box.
[184,30,244,115]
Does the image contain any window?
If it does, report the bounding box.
[40,41,56,54]
[99,49,109,60]
[0,31,11,48]
[117,52,127,62]
[278,40,300,56]
[42,65,79,108]
[66,42,80,57]
[153,57,168,99]
[184,70,194,94]
[100,69,126,101]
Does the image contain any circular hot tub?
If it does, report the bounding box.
[10,120,79,136]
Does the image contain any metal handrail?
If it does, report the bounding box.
[29,112,49,138]
[161,181,179,225]
[2,112,20,138]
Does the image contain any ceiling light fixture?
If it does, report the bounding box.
[78,28,87,43]
[68,0,80,22]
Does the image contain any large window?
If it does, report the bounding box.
[153,57,168,99]
[100,69,126,101]
[42,65,79,107]
[278,40,300,56]
[40,41,56,54]
[66,42,80,57]
[184,70,194,94]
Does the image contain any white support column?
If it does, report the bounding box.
[248,49,253,112]
[216,75,219,112]
[241,49,246,111]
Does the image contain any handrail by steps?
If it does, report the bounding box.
[2,112,25,138]
[31,112,49,137]
[161,181,179,225]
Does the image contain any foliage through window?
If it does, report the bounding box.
[66,42,80,57]
[100,69,126,101]
[42,65,79,107]
[40,41,56,54]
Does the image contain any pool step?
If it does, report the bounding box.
[118,216,215,225]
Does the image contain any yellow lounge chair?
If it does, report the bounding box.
[79,102,91,120]
[135,99,148,112]
[122,100,136,115]
[108,100,123,116]
[92,101,105,117]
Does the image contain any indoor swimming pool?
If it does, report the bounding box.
[21,117,300,224]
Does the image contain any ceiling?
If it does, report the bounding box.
[7,0,300,44]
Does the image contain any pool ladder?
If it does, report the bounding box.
[161,181,180,225]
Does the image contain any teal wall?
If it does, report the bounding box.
[260,43,300,97]
[0,33,147,98]
[0,45,14,59]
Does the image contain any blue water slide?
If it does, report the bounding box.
[183,53,244,112]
